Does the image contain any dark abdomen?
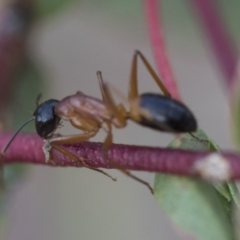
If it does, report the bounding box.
[139,93,197,133]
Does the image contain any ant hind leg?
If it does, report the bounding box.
[101,124,153,194]
[129,50,171,100]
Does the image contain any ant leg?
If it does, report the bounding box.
[107,160,153,194]
[128,51,139,100]
[189,132,209,144]
[101,122,153,194]
[97,71,129,104]
[42,127,116,181]
[97,71,127,127]
[97,71,108,103]
[43,127,99,163]
[129,50,171,100]
[132,51,202,141]
[49,128,98,146]
[50,143,116,181]
[101,123,113,152]
[96,72,153,193]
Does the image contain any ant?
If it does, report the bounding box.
[1,50,197,194]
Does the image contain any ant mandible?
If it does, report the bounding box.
[1,50,197,193]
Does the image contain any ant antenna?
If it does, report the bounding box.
[0,117,34,192]
[1,117,34,154]
[36,93,42,106]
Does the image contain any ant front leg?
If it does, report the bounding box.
[42,126,116,181]
[42,137,117,181]
[43,128,98,164]
[49,142,116,181]
[128,50,171,100]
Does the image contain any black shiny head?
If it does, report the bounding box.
[33,99,61,139]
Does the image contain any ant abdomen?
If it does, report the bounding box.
[138,93,197,133]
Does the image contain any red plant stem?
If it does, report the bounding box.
[1,132,240,181]
[144,0,182,101]
[189,0,238,90]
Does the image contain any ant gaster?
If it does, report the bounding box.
[1,51,197,193]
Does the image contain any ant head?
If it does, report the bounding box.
[33,99,61,139]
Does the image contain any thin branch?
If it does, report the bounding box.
[1,132,240,182]
[144,0,182,101]
[189,0,238,91]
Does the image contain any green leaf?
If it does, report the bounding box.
[154,130,235,240]
[209,138,240,211]
[233,203,240,240]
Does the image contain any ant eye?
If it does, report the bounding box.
[33,99,61,138]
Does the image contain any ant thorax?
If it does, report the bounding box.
[55,92,112,122]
